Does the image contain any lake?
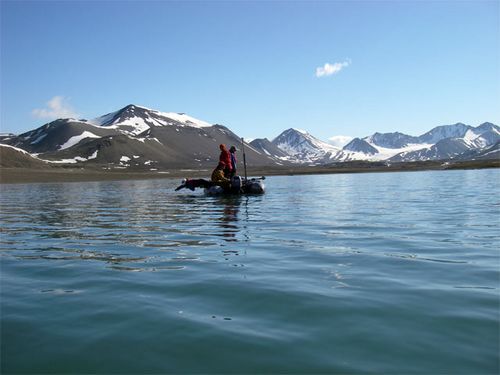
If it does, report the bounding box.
[1,169,499,374]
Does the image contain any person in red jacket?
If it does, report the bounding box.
[219,144,232,177]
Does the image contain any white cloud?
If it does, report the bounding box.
[315,60,350,78]
[328,135,353,148]
[32,96,79,119]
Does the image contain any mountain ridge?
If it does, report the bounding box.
[1,105,282,170]
[1,104,498,169]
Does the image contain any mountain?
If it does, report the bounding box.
[455,141,500,161]
[8,119,117,154]
[343,138,379,154]
[471,141,500,160]
[0,144,52,168]
[89,104,213,135]
[2,105,497,168]
[271,128,339,164]
[418,122,471,144]
[0,133,16,143]
[1,105,282,170]
[327,138,380,162]
[388,138,469,162]
[465,129,500,149]
[336,122,500,163]
[363,132,419,148]
[249,138,291,163]
[474,122,499,134]
[388,123,500,162]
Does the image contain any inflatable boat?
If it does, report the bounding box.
[175,175,265,195]
[175,138,265,195]
[206,176,265,195]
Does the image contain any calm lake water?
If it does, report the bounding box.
[1,170,499,374]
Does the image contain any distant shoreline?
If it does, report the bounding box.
[1,159,498,184]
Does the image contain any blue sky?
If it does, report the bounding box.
[1,0,498,144]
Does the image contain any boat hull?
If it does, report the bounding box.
[205,177,265,195]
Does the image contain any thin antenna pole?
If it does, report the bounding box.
[241,137,248,181]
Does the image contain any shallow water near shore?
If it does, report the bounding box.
[1,169,499,374]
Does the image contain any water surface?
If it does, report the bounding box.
[1,170,499,373]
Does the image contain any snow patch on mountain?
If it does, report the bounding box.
[363,132,420,149]
[330,150,372,162]
[372,143,432,160]
[463,129,479,145]
[153,111,212,128]
[49,156,87,164]
[59,131,101,150]
[30,134,47,145]
[90,110,119,127]
[293,128,308,135]
[331,142,433,162]
[1,143,99,164]
[249,138,292,161]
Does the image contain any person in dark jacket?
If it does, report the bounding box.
[219,144,233,177]
[229,146,237,178]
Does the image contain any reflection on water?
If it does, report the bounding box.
[218,198,240,242]
[0,180,260,272]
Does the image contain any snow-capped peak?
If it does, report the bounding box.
[272,128,339,163]
[292,128,309,135]
[418,122,471,144]
[89,104,213,135]
[151,111,212,128]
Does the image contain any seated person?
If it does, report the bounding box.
[211,162,231,191]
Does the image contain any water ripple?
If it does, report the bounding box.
[1,171,499,374]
